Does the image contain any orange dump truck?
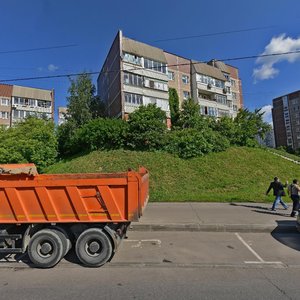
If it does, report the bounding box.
[0,164,149,268]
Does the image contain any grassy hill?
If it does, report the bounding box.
[45,147,300,202]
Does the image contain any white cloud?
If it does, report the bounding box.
[260,105,273,124]
[253,34,300,82]
[48,64,59,72]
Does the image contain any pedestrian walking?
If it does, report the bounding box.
[266,177,288,211]
[288,179,300,217]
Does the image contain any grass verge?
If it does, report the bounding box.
[45,147,300,202]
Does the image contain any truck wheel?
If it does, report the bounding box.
[75,228,113,267]
[52,227,72,256]
[28,229,64,268]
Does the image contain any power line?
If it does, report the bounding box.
[1,49,300,83]
[152,26,274,42]
[0,44,78,55]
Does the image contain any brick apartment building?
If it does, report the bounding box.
[97,30,243,125]
[272,90,300,150]
[0,84,54,127]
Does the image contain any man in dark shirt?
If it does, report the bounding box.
[266,177,288,211]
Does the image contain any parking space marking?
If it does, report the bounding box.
[235,233,283,265]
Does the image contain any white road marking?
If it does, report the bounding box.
[235,233,283,265]
[125,239,162,248]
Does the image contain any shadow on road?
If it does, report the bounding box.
[230,203,270,210]
[230,203,291,217]
[252,210,291,217]
[271,220,300,252]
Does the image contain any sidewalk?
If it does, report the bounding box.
[131,202,299,233]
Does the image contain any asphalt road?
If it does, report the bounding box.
[1,231,300,300]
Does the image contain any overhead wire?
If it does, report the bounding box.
[1,49,300,83]
[0,44,78,55]
[152,26,274,42]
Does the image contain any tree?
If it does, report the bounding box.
[234,108,272,146]
[168,88,180,128]
[77,118,128,151]
[66,73,103,127]
[126,104,167,151]
[214,116,237,145]
[178,98,201,128]
[58,73,105,156]
[0,117,57,171]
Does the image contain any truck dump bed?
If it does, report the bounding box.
[0,164,149,224]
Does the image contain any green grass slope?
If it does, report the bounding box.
[45,147,300,202]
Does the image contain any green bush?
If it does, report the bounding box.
[57,120,78,156]
[165,128,229,159]
[126,104,167,151]
[0,117,57,170]
[77,118,128,151]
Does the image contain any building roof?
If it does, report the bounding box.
[0,84,13,97]
[12,85,53,101]
[208,60,231,73]
[192,61,226,81]
[122,37,167,63]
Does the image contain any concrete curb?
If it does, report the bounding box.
[130,223,298,233]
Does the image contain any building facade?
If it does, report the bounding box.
[58,106,68,125]
[191,60,242,118]
[98,31,170,126]
[0,84,54,127]
[272,90,300,150]
[97,31,243,125]
[164,51,191,106]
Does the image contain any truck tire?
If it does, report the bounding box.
[52,227,72,256]
[75,228,113,267]
[28,229,64,268]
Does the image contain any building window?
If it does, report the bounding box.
[226,86,231,94]
[200,106,217,117]
[183,91,190,100]
[124,92,143,105]
[233,105,237,112]
[25,99,36,106]
[37,100,51,108]
[124,72,143,87]
[196,74,225,88]
[144,78,168,91]
[168,71,175,81]
[123,52,142,65]
[215,94,227,105]
[230,79,236,87]
[182,75,189,84]
[147,97,169,111]
[0,111,9,119]
[215,80,224,88]
[232,92,237,100]
[224,74,230,81]
[197,74,208,84]
[0,98,9,106]
[218,109,230,117]
[144,58,167,74]
[208,107,217,116]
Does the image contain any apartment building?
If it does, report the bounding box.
[272,90,300,150]
[58,106,68,125]
[0,83,54,127]
[164,51,191,106]
[98,31,170,126]
[191,60,242,118]
[97,31,243,125]
[0,84,13,128]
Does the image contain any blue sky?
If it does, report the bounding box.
[1,0,300,123]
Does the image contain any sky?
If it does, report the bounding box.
[1,0,300,124]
